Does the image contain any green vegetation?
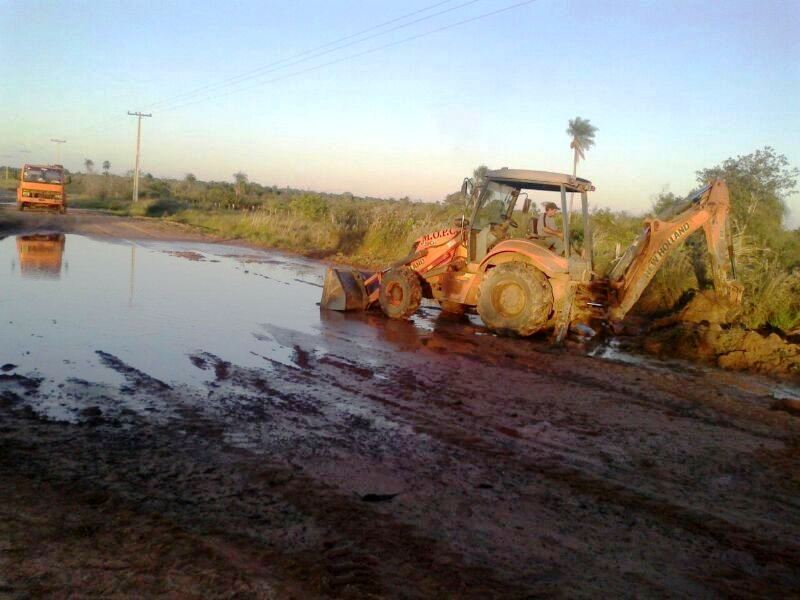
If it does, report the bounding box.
[21,145,798,333]
[1,166,20,190]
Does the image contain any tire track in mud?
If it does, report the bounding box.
[412,324,800,439]
[182,351,567,595]
[179,350,788,595]
[0,403,531,599]
[323,349,800,554]
[255,325,800,596]
[1,350,535,597]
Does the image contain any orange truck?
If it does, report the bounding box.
[17,164,67,213]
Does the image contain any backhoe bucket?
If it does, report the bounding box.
[321,268,369,311]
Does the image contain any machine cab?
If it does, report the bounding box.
[466,181,520,262]
[464,168,595,266]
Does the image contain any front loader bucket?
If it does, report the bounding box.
[321,268,369,311]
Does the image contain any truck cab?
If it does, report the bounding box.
[18,164,67,213]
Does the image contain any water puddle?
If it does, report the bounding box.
[0,234,330,415]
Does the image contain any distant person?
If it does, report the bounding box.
[532,202,564,254]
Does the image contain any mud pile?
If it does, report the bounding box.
[630,290,800,380]
[643,324,800,381]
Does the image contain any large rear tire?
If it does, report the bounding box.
[379,266,422,319]
[477,262,553,336]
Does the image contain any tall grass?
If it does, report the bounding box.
[732,235,800,331]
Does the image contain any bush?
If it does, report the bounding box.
[290,194,329,220]
[130,198,187,218]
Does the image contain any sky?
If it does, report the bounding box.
[1,0,798,226]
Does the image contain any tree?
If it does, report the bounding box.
[696,146,798,244]
[651,190,681,217]
[566,117,598,212]
[473,164,489,187]
[233,171,248,198]
[444,165,490,206]
[185,173,197,184]
[84,159,95,174]
[102,160,110,175]
[444,191,465,206]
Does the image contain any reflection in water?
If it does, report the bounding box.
[16,233,66,279]
[1,234,327,394]
[318,304,485,357]
[129,245,136,307]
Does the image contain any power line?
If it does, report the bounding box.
[66,0,536,165]
[69,0,473,138]
[160,0,536,115]
[145,0,482,112]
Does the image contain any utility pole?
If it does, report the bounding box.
[50,139,66,165]
[127,111,152,203]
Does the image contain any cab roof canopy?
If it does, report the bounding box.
[486,168,594,193]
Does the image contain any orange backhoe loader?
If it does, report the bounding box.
[321,168,742,340]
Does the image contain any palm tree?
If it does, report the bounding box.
[566,117,597,212]
[102,160,111,175]
[84,158,95,174]
[232,171,248,198]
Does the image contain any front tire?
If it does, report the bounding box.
[477,262,553,336]
[379,266,422,319]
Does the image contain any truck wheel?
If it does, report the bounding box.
[379,266,422,319]
[477,262,553,336]
[17,203,24,211]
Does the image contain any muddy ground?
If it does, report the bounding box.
[1,205,800,598]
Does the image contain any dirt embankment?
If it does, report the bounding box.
[633,292,800,382]
[643,324,800,381]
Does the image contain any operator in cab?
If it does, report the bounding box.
[532,202,564,254]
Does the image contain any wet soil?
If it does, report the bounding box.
[2,206,800,598]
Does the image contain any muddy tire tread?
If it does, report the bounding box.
[379,267,422,320]
[477,262,552,336]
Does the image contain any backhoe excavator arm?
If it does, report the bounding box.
[606,179,742,322]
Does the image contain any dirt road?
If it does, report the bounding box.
[1,206,799,598]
